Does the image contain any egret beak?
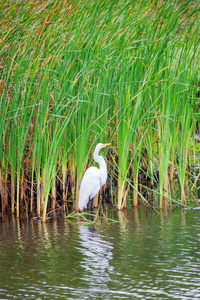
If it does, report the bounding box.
[103,143,111,147]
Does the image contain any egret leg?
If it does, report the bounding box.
[91,198,93,211]
[87,197,91,211]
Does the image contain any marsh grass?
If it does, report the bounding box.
[0,0,199,221]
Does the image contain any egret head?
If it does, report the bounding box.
[93,143,110,158]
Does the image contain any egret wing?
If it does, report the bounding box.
[78,166,101,210]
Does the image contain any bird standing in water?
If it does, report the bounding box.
[78,143,110,211]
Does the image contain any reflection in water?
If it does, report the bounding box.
[0,209,200,299]
[117,210,128,234]
[78,225,114,284]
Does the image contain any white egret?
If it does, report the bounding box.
[78,143,110,211]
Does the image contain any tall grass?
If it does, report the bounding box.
[0,0,199,221]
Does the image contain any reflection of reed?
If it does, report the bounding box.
[133,207,139,226]
[78,225,113,282]
[117,210,128,234]
[181,208,186,226]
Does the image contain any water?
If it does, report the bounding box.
[0,208,200,299]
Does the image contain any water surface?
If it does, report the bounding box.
[0,208,200,299]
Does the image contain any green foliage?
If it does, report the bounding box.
[0,0,199,220]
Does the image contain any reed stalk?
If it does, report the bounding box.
[0,0,199,218]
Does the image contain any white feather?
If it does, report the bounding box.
[78,143,109,210]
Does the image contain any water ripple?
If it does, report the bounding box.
[0,209,200,299]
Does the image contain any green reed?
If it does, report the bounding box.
[0,0,199,220]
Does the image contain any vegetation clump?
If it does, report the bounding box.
[0,0,199,221]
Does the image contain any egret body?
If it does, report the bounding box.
[78,143,110,211]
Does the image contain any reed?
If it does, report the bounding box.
[0,0,199,220]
